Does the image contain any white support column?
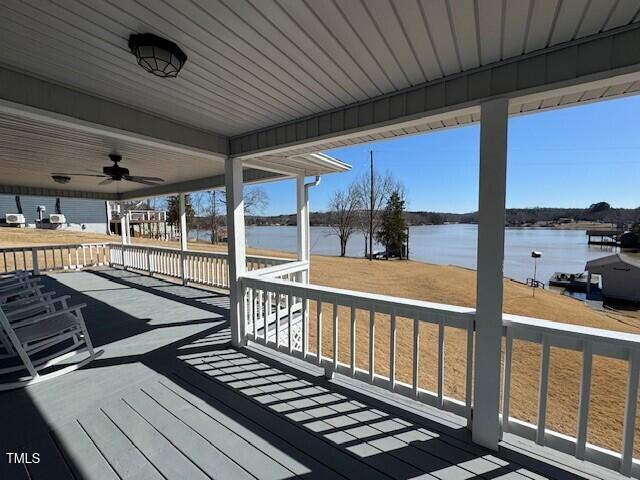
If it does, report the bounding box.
[226,157,246,347]
[472,98,509,450]
[296,175,310,283]
[124,212,131,245]
[119,202,127,246]
[179,193,188,285]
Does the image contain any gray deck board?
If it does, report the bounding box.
[77,409,164,480]
[137,382,300,480]
[125,386,260,480]
[151,377,340,480]
[52,420,120,480]
[100,399,212,480]
[0,268,632,480]
[21,432,75,480]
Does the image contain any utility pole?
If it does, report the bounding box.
[369,150,374,261]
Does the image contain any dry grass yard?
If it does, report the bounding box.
[1,227,639,456]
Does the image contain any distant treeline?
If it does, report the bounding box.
[244,203,640,227]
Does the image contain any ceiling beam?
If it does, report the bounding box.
[0,184,118,200]
[230,23,640,159]
[119,168,284,200]
[0,66,228,156]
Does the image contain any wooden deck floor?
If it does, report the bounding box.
[0,268,630,480]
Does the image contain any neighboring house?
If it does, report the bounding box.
[585,253,640,303]
[0,195,109,234]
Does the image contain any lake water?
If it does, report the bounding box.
[194,224,617,284]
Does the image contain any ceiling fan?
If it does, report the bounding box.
[51,154,165,186]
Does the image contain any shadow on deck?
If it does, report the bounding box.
[0,268,626,480]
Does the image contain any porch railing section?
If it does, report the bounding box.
[0,243,110,275]
[2,241,639,476]
[502,314,640,476]
[240,272,476,423]
[109,243,289,289]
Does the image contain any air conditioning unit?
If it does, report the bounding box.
[5,214,25,224]
[49,214,66,224]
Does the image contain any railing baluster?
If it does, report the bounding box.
[465,317,474,427]
[413,312,420,398]
[502,328,513,433]
[253,288,259,341]
[302,293,308,358]
[389,308,397,391]
[350,303,356,376]
[536,335,551,445]
[247,287,254,341]
[316,300,322,365]
[275,292,281,348]
[620,348,639,476]
[369,306,376,383]
[576,341,592,459]
[264,290,272,345]
[288,292,293,354]
[333,300,339,369]
[437,316,445,408]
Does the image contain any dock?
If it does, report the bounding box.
[586,229,623,246]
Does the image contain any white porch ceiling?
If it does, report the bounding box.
[0,109,349,199]
[1,0,638,137]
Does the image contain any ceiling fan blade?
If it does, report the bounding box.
[125,175,165,182]
[98,178,114,185]
[124,177,161,186]
[51,172,107,177]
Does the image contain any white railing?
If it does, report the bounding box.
[502,314,640,477]
[111,210,167,222]
[240,272,475,423]
[1,243,288,291]
[110,243,289,289]
[3,240,638,476]
[0,243,110,275]
[242,271,640,477]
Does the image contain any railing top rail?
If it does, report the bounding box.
[113,243,290,263]
[245,260,309,278]
[503,313,640,351]
[241,274,475,321]
[0,242,110,252]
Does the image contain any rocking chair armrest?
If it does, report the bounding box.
[0,271,32,285]
[2,291,56,310]
[0,280,42,297]
[4,294,66,319]
[10,303,87,329]
[5,295,71,321]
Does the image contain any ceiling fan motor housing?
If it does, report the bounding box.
[105,154,129,180]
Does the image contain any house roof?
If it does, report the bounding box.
[1,1,639,200]
[586,253,640,271]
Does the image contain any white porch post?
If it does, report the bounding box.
[179,193,188,285]
[472,97,509,449]
[119,202,127,246]
[296,175,310,283]
[124,212,131,244]
[226,157,246,347]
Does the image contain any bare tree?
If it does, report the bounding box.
[353,169,403,258]
[329,184,361,257]
[203,186,269,243]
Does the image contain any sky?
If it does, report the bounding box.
[252,95,640,216]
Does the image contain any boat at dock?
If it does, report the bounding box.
[549,271,600,292]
